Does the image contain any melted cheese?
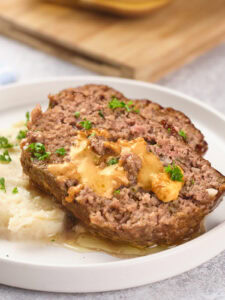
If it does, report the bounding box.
[48,131,183,203]
[48,133,129,200]
[119,138,183,202]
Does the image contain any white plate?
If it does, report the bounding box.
[0,76,225,293]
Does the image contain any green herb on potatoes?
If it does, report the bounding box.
[17,130,28,140]
[26,112,30,125]
[0,150,12,163]
[0,177,6,192]
[12,187,18,194]
[0,137,13,149]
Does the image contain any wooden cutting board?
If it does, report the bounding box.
[0,0,225,81]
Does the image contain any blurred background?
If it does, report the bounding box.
[0,0,225,84]
[0,1,225,299]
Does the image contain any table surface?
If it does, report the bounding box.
[1,35,225,300]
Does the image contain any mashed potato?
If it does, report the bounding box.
[0,122,65,240]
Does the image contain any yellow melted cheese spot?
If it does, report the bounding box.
[48,131,183,203]
[48,132,129,201]
[119,138,183,202]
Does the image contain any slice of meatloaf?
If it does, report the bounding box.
[20,86,225,246]
[73,84,208,154]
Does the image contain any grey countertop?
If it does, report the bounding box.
[1,35,225,300]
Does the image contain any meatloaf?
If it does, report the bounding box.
[20,86,225,246]
[73,84,208,154]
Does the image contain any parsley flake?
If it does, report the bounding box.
[0,137,13,149]
[179,130,187,140]
[125,101,134,112]
[0,150,12,163]
[165,164,183,182]
[168,128,172,133]
[27,143,51,161]
[26,112,30,125]
[88,132,96,138]
[0,177,6,192]
[108,97,139,113]
[114,189,120,195]
[55,148,66,156]
[12,187,18,194]
[98,110,104,119]
[108,97,124,110]
[133,108,140,114]
[74,112,80,119]
[79,118,92,130]
[17,130,28,140]
[107,157,119,165]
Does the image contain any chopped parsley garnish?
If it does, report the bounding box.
[51,239,55,242]
[191,179,195,185]
[125,101,134,112]
[98,110,104,119]
[12,187,18,194]
[17,130,28,140]
[108,97,139,113]
[79,118,92,130]
[133,108,140,114]
[114,189,120,195]
[0,150,12,163]
[131,187,138,193]
[26,111,30,125]
[27,143,51,161]
[74,111,80,119]
[168,128,172,133]
[0,178,6,192]
[165,163,183,182]
[0,137,13,149]
[55,148,66,156]
[107,157,119,165]
[108,97,124,110]
[88,132,96,138]
[178,130,187,140]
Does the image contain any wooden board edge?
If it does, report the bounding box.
[0,16,134,79]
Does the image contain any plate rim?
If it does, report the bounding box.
[1,75,225,124]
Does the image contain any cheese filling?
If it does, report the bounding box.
[48,130,184,203]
